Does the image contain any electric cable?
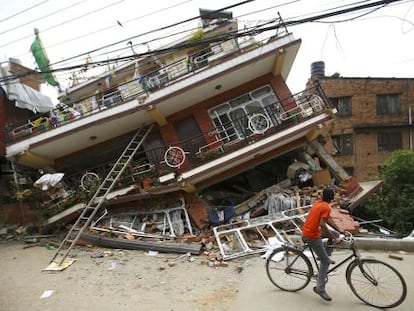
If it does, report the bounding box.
[0,0,90,36]
[0,0,127,48]
[0,0,50,23]
[45,0,194,51]
[0,0,408,84]
[29,0,257,83]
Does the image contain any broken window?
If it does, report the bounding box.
[331,134,353,155]
[377,131,402,151]
[376,94,401,116]
[92,198,193,238]
[329,96,352,117]
[213,215,305,260]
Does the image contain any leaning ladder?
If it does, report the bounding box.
[48,124,154,267]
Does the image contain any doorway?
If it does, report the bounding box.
[174,116,206,166]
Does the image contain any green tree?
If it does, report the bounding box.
[365,150,414,235]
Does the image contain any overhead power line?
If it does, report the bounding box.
[0,0,127,48]
[0,0,89,36]
[48,0,256,68]
[283,0,403,26]
[51,0,410,72]
[0,0,195,67]
[0,0,50,23]
[24,0,255,80]
[47,0,405,72]
[0,0,407,84]
[45,0,194,52]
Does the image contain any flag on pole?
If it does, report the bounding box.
[30,28,59,87]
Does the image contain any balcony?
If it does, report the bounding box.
[4,20,289,146]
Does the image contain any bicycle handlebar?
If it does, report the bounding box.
[342,231,354,243]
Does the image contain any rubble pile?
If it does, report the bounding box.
[1,177,362,264]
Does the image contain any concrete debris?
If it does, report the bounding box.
[0,161,393,267]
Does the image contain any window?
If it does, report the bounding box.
[329,96,352,117]
[377,131,402,151]
[208,85,282,142]
[376,94,400,116]
[331,134,353,155]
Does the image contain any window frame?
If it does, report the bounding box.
[377,131,402,152]
[376,94,401,116]
[208,85,282,142]
[329,96,352,117]
[331,133,353,155]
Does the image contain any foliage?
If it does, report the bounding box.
[365,150,414,235]
[13,189,33,201]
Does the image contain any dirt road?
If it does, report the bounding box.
[1,240,412,311]
[0,240,250,311]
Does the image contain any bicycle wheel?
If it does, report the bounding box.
[80,172,100,192]
[266,246,313,292]
[346,258,407,308]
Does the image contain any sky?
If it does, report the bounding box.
[0,0,413,103]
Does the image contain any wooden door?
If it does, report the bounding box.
[174,116,206,165]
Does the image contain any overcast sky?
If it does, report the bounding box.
[1,0,413,101]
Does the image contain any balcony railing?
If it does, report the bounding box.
[145,91,330,177]
[85,86,331,184]
[4,19,289,145]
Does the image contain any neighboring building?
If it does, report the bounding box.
[0,59,46,155]
[0,59,52,223]
[310,64,414,181]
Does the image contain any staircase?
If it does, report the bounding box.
[46,124,154,268]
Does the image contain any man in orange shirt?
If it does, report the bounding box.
[302,188,341,301]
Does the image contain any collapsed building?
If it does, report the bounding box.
[0,9,380,269]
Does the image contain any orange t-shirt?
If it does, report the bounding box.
[302,200,331,239]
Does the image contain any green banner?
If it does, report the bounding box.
[30,30,59,87]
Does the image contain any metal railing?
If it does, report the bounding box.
[110,85,332,185]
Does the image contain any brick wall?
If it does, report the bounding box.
[9,61,44,91]
[316,77,414,181]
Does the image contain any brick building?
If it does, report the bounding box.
[0,59,46,223]
[1,59,44,155]
[311,72,414,182]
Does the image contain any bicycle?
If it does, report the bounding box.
[265,232,407,308]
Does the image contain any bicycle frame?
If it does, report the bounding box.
[304,241,360,277]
